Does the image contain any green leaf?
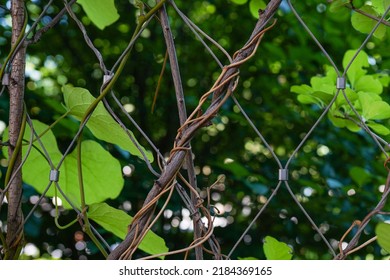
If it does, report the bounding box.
[329,0,350,12]
[3,120,124,209]
[218,160,251,177]
[77,0,119,30]
[59,140,124,208]
[343,50,369,87]
[376,223,390,253]
[310,76,335,94]
[297,94,319,105]
[328,108,361,132]
[328,108,348,128]
[371,0,390,14]
[345,120,361,132]
[375,74,390,88]
[335,88,358,107]
[249,0,267,18]
[88,202,168,257]
[355,75,383,94]
[359,92,390,120]
[229,0,247,4]
[263,236,292,260]
[238,257,259,260]
[291,85,330,106]
[349,166,370,186]
[3,120,62,198]
[291,84,313,95]
[63,85,153,162]
[367,122,390,135]
[351,6,386,39]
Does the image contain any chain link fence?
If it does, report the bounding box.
[1,0,389,260]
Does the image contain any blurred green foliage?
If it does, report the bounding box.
[1,0,390,260]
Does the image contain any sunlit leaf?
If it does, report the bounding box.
[63,85,153,162]
[238,256,259,260]
[291,85,325,106]
[355,75,383,94]
[263,236,292,260]
[2,120,62,198]
[249,0,267,18]
[371,0,390,14]
[59,140,124,208]
[310,76,334,94]
[3,121,124,209]
[229,0,247,4]
[335,88,358,107]
[343,50,369,87]
[88,202,168,258]
[297,94,319,105]
[77,0,119,30]
[367,122,390,135]
[375,74,390,87]
[291,84,313,95]
[376,223,390,253]
[329,0,350,12]
[351,6,386,39]
[359,92,390,120]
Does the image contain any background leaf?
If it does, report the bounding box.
[329,0,350,12]
[77,0,119,30]
[229,0,247,4]
[249,0,267,18]
[376,223,390,253]
[349,166,370,187]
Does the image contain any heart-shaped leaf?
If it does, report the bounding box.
[4,120,124,209]
[63,85,153,162]
[263,236,292,260]
[77,0,119,30]
[88,202,168,257]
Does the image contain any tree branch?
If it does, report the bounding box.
[5,0,27,260]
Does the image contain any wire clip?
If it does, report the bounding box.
[336,77,346,89]
[279,169,288,181]
[49,169,60,182]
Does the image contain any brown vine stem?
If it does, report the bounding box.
[4,0,27,260]
[157,1,204,260]
[107,0,281,260]
[334,169,390,259]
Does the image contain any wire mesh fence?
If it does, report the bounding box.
[0,0,390,260]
